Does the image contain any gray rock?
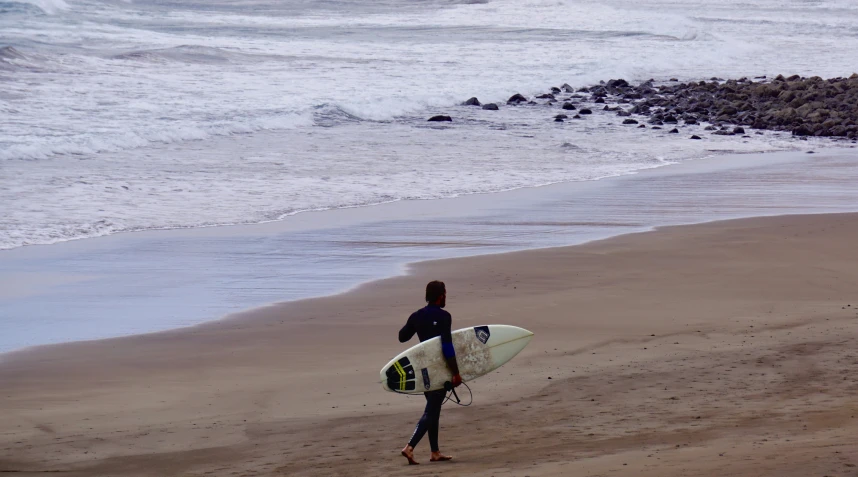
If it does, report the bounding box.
[482,103,499,110]
[669,128,679,133]
[507,93,528,104]
[578,108,593,114]
[463,97,481,106]
[622,118,639,125]
[562,102,577,110]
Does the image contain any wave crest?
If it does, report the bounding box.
[111,45,271,64]
[0,0,68,14]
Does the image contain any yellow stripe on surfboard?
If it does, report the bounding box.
[393,362,407,391]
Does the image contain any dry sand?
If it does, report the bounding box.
[2,213,858,476]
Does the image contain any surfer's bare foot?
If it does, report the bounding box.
[401,445,419,465]
[430,451,453,462]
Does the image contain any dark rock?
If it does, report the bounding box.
[663,115,678,124]
[792,125,812,136]
[704,125,716,131]
[428,115,452,122]
[622,118,639,125]
[607,79,629,88]
[554,118,564,122]
[482,103,499,110]
[670,78,679,82]
[562,102,577,110]
[550,87,561,94]
[594,97,605,104]
[616,110,631,117]
[690,135,702,140]
[573,114,582,119]
[732,127,745,134]
[536,93,555,99]
[712,130,733,135]
[787,74,801,81]
[462,97,481,106]
[652,126,662,129]
[578,108,593,114]
[562,83,574,93]
[554,114,568,120]
[684,118,697,125]
[638,124,647,128]
[669,128,679,133]
[507,93,528,104]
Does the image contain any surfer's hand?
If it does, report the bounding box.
[451,374,462,387]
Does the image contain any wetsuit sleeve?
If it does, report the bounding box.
[399,314,416,343]
[440,313,460,376]
[440,314,455,358]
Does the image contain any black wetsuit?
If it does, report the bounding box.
[399,305,453,452]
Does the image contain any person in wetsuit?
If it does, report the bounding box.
[398,280,462,465]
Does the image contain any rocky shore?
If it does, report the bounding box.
[451,75,858,141]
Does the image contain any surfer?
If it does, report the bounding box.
[398,280,461,465]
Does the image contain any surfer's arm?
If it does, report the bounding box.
[440,317,461,379]
[398,317,416,343]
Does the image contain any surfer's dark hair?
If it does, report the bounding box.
[425,280,446,303]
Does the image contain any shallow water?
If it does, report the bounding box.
[2,149,857,353]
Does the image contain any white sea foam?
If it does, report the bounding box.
[10,0,68,14]
[1,0,857,249]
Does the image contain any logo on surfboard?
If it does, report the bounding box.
[421,368,430,390]
[474,326,491,344]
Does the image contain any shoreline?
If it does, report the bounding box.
[2,147,858,354]
[2,212,858,475]
[0,208,851,364]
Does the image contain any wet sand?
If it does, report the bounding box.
[2,213,858,476]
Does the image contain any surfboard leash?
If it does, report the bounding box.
[442,380,473,407]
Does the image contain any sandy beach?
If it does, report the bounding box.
[2,212,858,476]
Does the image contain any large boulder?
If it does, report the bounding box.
[507,93,528,104]
[462,97,481,106]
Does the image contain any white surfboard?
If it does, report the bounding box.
[381,324,534,393]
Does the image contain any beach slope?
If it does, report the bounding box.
[2,213,858,476]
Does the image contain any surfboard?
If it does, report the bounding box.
[381,324,534,393]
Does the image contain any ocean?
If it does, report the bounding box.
[3,0,858,352]
[2,0,858,249]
